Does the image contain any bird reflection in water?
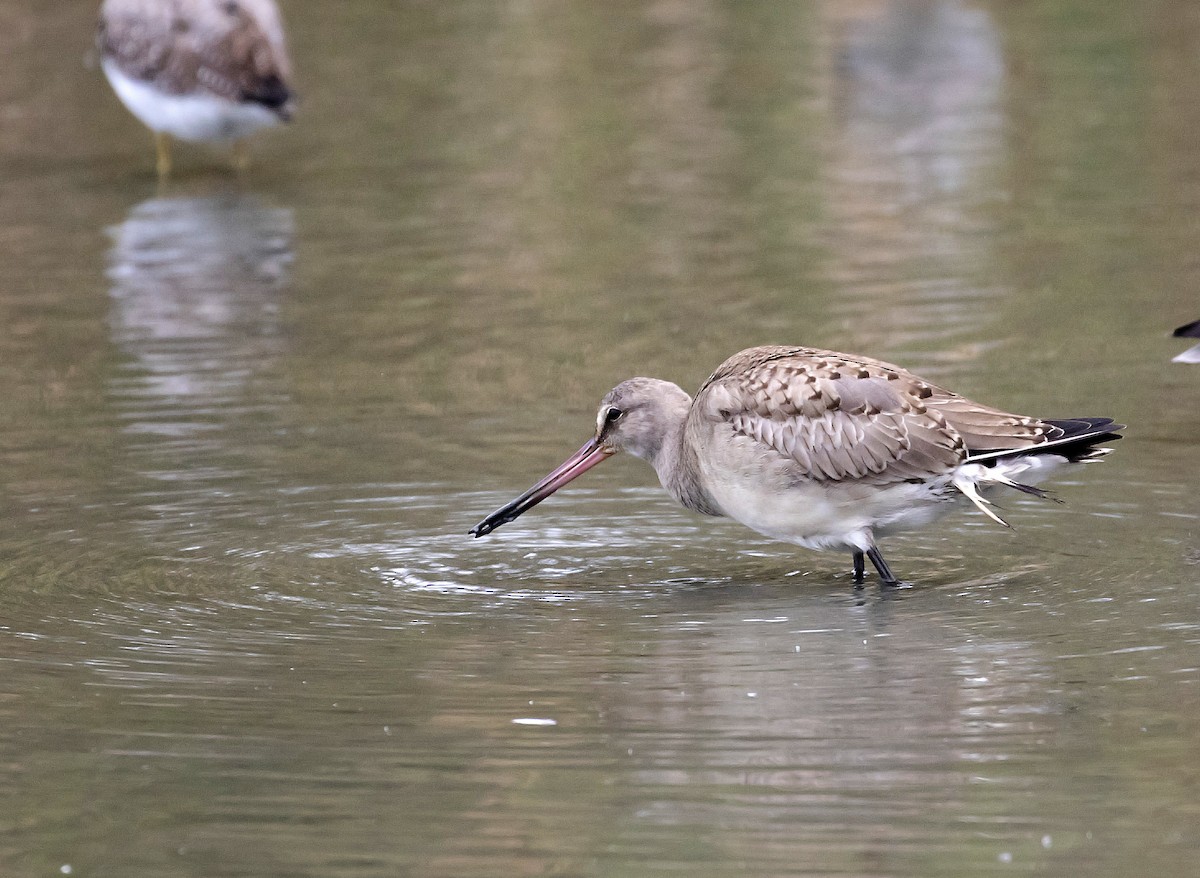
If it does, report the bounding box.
[824,0,1006,352]
[105,192,293,499]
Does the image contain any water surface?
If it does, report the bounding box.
[1,1,1198,876]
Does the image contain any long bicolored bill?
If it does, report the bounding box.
[469,438,614,537]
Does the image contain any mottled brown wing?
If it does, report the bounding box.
[99,0,290,108]
[923,393,1053,451]
[697,347,967,484]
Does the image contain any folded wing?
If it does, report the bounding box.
[696,346,1060,485]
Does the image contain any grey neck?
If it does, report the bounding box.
[651,413,723,518]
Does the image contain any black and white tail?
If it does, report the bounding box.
[967,417,1124,465]
[953,417,1123,526]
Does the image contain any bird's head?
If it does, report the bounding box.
[593,378,692,465]
[469,377,692,537]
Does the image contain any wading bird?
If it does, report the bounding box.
[1173,320,1200,364]
[97,0,294,176]
[470,346,1122,586]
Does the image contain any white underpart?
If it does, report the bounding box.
[1174,342,1200,364]
[697,452,944,553]
[102,60,281,143]
[696,449,1077,554]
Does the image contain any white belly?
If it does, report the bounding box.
[102,61,281,143]
[698,448,1073,552]
[705,467,957,552]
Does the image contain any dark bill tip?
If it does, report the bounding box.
[469,438,614,538]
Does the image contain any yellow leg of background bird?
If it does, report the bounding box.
[155,132,172,178]
[232,139,251,173]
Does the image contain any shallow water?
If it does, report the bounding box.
[1,1,1198,876]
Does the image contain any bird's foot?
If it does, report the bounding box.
[866,547,912,589]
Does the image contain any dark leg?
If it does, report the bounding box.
[852,550,865,584]
[866,546,901,588]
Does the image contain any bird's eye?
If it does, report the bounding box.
[604,407,624,424]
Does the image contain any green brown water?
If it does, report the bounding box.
[1,1,1198,876]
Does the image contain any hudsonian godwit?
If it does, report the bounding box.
[470,345,1123,587]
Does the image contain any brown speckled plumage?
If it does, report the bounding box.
[471,345,1123,586]
[695,346,1052,487]
[98,0,292,110]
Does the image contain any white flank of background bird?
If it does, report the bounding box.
[97,0,294,176]
[470,345,1123,587]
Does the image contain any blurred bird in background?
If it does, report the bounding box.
[97,0,294,176]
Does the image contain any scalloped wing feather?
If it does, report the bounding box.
[923,395,1049,450]
[700,348,967,484]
